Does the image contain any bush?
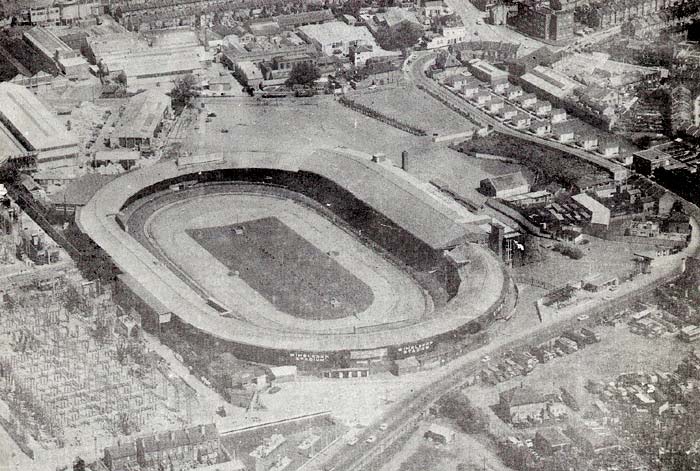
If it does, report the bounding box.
[437,392,489,434]
[553,243,584,260]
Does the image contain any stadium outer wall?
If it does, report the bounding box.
[113,168,510,370]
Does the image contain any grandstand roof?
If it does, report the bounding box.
[0,82,78,152]
[0,121,28,160]
[312,148,469,249]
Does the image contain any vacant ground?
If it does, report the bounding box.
[347,85,476,135]
[515,235,656,288]
[187,217,374,320]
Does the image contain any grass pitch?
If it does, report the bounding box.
[187,217,374,320]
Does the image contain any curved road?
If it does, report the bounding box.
[306,53,700,471]
[406,52,627,179]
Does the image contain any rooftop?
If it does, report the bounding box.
[298,21,375,47]
[483,172,528,192]
[500,385,547,407]
[114,90,171,140]
[24,26,75,58]
[0,82,78,152]
[49,173,117,207]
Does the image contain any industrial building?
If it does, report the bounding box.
[298,21,376,56]
[572,193,610,228]
[467,59,510,86]
[519,65,582,101]
[23,26,90,79]
[87,29,204,84]
[113,91,171,151]
[0,82,78,168]
[480,172,530,198]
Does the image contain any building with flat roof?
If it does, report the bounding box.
[298,21,375,56]
[632,147,686,176]
[467,59,509,86]
[113,91,171,150]
[0,82,78,168]
[23,26,89,78]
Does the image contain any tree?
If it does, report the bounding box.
[438,392,489,434]
[285,62,321,87]
[170,74,198,111]
[116,71,127,86]
[375,20,424,51]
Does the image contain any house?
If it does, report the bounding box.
[516,93,537,109]
[443,73,470,90]
[598,138,619,157]
[498,105,518,121]
[533,100,552,117]
[497,385,549,425]
[462,79,481,98]
[534,428,572,455]
[136,435,161,468]
[480,171,530,198]
[474,91,491,105]
[662,211,691,235]
[551,122,574,143]
[505,86,524,100]
[529,119,550,136]
[493,81,510,94]
[503,190,552,208]
[187,424,220,464]
[485,98,505,113]
[550,108,567,124]
[577,134,599,150]
[424,424,455,444]
[511,113,531,129]
[104,443,138,471]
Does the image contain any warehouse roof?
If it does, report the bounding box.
[0,121,28,160]
[299,21,375,47]
[0,82,78,152]
[482,172,528,192]
[49,173,116,207]
[114,91,171,140]
[24,26,75,58]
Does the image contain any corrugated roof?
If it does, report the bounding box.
[0,82,78,152]
[484,172,529,192]
[115,91,170,140]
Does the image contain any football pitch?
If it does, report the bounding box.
[187,217,375,320]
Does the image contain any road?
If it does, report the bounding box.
[406,52,627,180]
[441,0,548,56]
[307,52,700,471]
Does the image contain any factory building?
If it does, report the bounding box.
[113,91,171,151]
[87,29,204,84]
[23,26,90,79]
[0,82,78,169]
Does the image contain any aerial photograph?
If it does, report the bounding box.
[0,0,699,469]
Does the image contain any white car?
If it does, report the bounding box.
[379,423,388,431]
[366,435,377,443]
[577,315,589,321]
[347,437,358,446]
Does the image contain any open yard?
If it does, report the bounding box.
[187,217,374,320]
[347,85,477,135]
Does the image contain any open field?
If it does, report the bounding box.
[187,217,374,320]
[135,188,427,333]
[347,85,476,135]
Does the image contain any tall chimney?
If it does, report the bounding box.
[401,150,408,171]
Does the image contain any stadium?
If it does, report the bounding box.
[78,147,510,368]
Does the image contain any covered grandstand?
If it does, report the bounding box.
[79,147,508,367]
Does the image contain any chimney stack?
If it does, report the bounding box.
[401,150,408,171]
